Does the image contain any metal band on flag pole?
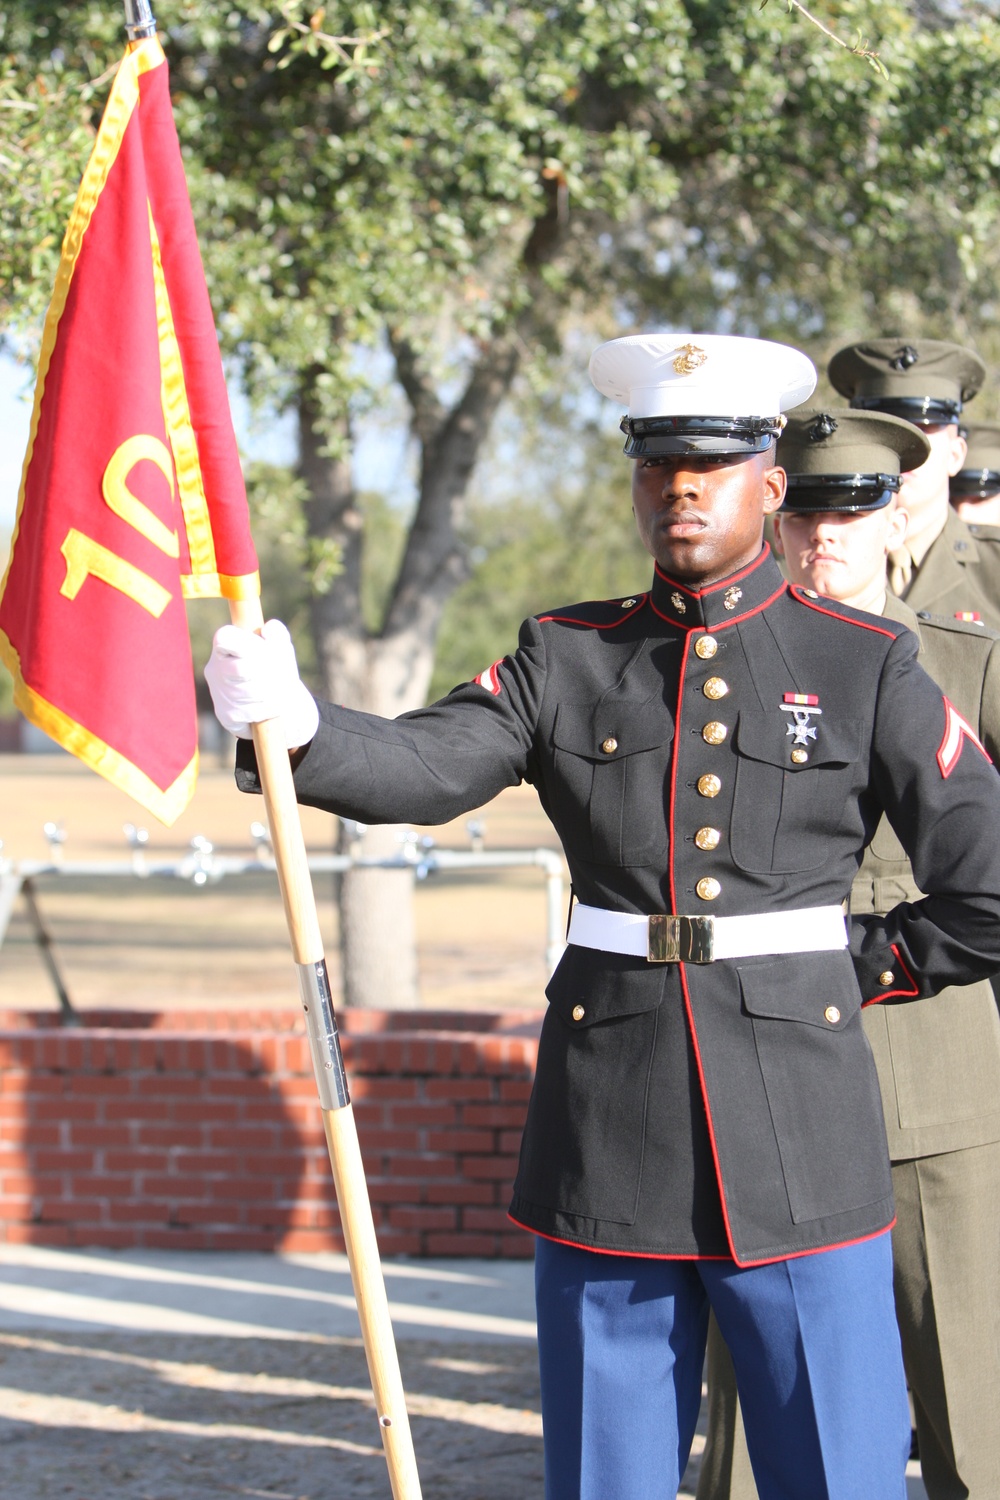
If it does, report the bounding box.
[115,5,422,1495]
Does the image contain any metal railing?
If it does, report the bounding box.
[0,820,566,1022]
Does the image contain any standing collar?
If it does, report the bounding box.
[649,546,786,629]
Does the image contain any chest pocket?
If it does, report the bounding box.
[730,709,863,873]
[550,698,673,866]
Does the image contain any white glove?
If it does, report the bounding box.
[205,619,320,748]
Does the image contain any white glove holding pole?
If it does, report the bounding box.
[205,619,320,749]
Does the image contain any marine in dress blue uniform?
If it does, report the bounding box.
[207,335,1000,1500]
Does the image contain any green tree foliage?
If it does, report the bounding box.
[5,0,1000,1000]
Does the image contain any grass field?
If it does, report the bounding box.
[0,751,561,1016]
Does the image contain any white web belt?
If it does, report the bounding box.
[567,902,848,965]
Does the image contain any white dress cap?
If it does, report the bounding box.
[589,333,817,420]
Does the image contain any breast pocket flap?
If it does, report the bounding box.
[734,710,861,769]
[553,698,672,760]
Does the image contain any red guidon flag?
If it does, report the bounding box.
[0,36,258,823]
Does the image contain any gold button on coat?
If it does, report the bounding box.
[601,737,618,754]
[702,721,728,745]
[694,635,718,659]
[824,1006,841,1024]
[696,877,721,901]
[694,827,721,850]
[697,774,722,798]
[790,748,809,764]
[878,971,895,986]
[703,677,730,701]
[572,1004,585,1021]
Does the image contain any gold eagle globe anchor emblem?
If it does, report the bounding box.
[672,342,709,375]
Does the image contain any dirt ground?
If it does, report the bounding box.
[0,1328,712,1499]
[0,751,560,1015]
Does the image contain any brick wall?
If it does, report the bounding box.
[0,1008,541,1256]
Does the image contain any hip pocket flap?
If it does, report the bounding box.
[738,952,862,1030]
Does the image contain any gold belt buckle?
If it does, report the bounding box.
[647,914,715,964]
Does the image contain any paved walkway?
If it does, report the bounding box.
[0,1247,927,1498]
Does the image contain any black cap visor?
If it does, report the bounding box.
[780,473,901,514]
[950,469,1000,502]
[849,395,961,426]
[622,414,782,458]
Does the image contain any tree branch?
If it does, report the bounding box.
[388,329,448,447]
[765,0,888,76]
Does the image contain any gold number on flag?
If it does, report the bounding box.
[59,436,178,616]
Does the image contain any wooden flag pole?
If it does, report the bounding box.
[230,599,423,1500]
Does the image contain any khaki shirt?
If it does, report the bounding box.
[856,594,1000,1159]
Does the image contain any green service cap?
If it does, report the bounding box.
[951,421,1000,502]
[827,338,985,426]
[777,409,931,513]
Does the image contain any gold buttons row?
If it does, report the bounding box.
[694,636,724,900]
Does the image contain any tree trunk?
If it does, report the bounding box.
[295,247,555,1005]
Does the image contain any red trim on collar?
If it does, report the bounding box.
[537,597,647,628]
[654,544,773,601]
[788,586,898,638]
[649,581,786,631]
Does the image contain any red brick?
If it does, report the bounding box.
[384,1156,458,1180]
[463,1207,515,1232]
[3,1223,71,1246]
[425,1232,498,1256]
[464,1104,527,1128]
[70,1076,134,1097]
[364,1181,413,1205]
[28,1099,98,1123]
[279,1228,348,1253]
[426,1129,493,1153]
[36,1198,106,1222]
[461,1155,519,1181]
[204,1126,280,1151]
[100,1150,167,1173]
[388,1105,457,1128]
[499,1079,535,1101]
[425,1181,496,1206]
[499,1232,535,1258]
[499,1130,526,1154]
[132,1126,203,1148]
[138,1174,211,1200]
[426,1078,493,1101]
[386,1206,456,1231]
[106,1200,170,1223]
[72,1125,138,1149]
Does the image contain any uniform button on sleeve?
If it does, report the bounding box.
[878,970,895,986]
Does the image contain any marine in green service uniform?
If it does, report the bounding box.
[828,338,1000,629]
[698,409,1000,1500]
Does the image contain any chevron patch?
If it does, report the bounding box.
[937,697,991,778]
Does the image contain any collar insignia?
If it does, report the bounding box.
[670,591,687,614]
[723,586,743,611]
